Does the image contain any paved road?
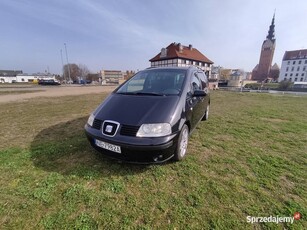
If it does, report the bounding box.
[0,85,117,103]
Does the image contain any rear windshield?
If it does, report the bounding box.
[116,69,187,96]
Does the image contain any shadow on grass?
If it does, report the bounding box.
[30,116,149,177]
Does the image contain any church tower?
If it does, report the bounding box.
[252,13,276,81]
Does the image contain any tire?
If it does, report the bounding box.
[202,104,210,121]
[174,124,189,161]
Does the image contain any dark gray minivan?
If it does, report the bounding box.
[85,66,210,163]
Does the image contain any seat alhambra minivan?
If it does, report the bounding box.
[85,66,210,163]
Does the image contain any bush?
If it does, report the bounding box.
[278,80,293,90]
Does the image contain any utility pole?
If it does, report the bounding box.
[60,49,66,83]
[64,43,71,83]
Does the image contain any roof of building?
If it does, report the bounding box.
[0,70,23,76]
[283,49,307,61]
[149,42,213,64]
[266,13,275,42]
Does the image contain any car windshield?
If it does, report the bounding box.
[116,69,186,96]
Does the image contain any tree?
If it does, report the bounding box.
[278,80,292,90]
[63,63,79,82]
[62,63,90,82]
[219,69,232,80]
[78,64,90,80]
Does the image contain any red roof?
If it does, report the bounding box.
[283,49,307,61]
[149,43,213,64]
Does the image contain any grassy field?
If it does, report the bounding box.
[0,91,306,229]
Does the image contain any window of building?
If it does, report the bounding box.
[303,66,306,71]
[286,67,289,71]
[294,78,298,81]
[297,66,300,71]
[296,73,299,76]
[302,73,305,76]
[305,60,307,64]
[293,61,296,64]
[285,73,288,77]
[289,78,292,82]
[299,60,302,64]
[290,73,293,76]
[284,78,287,81]
[291,67,294,71]
[300,78,304,81]
[287,61,290,65]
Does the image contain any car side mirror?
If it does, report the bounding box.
[193,90,207,97]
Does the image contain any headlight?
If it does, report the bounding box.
[136,123,171,137]
[87,114,95,127]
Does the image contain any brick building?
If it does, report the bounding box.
[252,14,279,82]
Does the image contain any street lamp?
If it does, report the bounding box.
[64,43,71,83]
[60,49,66,83]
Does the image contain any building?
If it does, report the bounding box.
[0,70,23,83]
[0,70,57,83]
[149,42,213,76]
[100,70,124,84]
[252,14,279,82]
[228,70,243,87]
[123,70,136,80]
[278,49,307,83]
[16,73,56,83]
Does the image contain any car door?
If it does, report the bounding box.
[196,71,210,115]
[186,72,205,129]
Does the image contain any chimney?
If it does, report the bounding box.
[160,48,167,58]
[189,44,193,50]
[178,43,183,53]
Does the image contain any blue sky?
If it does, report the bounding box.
[1,0,307,74]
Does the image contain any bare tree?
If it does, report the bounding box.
[63,63,79,82]
[78,64,90,81]
[220,69,232,80]
[62,63,91,83]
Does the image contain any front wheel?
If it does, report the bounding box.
[174,124,189,161]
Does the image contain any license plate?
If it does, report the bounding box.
[95,139,121,153]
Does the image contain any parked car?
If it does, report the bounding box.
[85,67,210,163]
[38,79,61,85]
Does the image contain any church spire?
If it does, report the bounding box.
[266,12,275,41]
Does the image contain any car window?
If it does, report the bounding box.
[196,71,208,89]
[117,69,186,95]
[191,73,202,92]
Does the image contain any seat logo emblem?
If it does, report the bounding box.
[105,125,113,133]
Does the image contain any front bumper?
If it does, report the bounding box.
[85,124,179,163]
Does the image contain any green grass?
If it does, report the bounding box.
[0,91,306,229]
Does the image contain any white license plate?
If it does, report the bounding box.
[95,139,121,153]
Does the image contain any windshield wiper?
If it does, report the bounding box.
[117,92,165,96]
[134,92,165,96]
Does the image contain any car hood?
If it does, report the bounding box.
[94,93,180,125]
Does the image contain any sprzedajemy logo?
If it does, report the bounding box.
[247,212,301,224]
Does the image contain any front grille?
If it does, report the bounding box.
[92,119,102,130]
[92,119,139,137]
[102,121,119,136]
[120,124,140,136]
